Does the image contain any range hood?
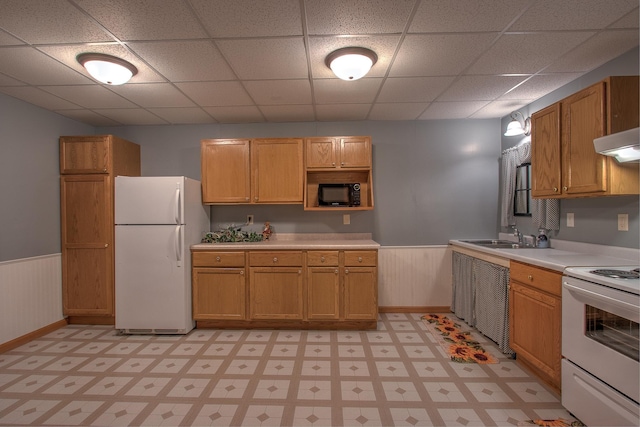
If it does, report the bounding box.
[593,127,640,163]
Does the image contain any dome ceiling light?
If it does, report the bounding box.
[325,47,378,81]
[77,53,138,85]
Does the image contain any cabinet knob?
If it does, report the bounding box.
[240,270,244,275]
[255,196,258,201]
[341,162,344,166]
[320,256,325,262]
[553,187,558,192]
[335,269,339,274]
[563,186,568,191]
[104,243,109,248]
[298,269,302,274]
[528,275,533,281]
[216,256,221,262]
[345,269,349,274]
[273,257,278,263]
[332,162,335,166]
[358,257,363,262]
[245,197,250,201]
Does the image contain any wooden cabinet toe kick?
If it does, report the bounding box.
[196,319,378,330]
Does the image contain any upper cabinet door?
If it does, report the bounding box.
[201,139,251,204]
[60,136,110,174]
[561,82,607,195]
[339,137,371,168]
[251,138,303,203]
[306,137,338,168]
[531,103,562,198]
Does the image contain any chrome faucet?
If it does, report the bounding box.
[513,227,523,245]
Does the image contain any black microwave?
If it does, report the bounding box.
[318,183,361,207]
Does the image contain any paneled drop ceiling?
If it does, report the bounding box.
[0,0,637,126]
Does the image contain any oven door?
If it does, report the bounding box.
[562,276,639,401]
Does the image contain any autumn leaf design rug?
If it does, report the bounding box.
[421,314,498,364]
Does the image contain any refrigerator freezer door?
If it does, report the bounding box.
[115,224,193,333]
[115,176,184,225]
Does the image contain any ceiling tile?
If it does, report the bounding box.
[0,86,80,110]
[74,0,207,40]
[315,104,371,121]
[147,108,215,124]
[0,29,25,46]
[389,33,498,77]
[305,0,416,35]
[40,85,137,109]
[0,47,91,85]
[368,103,429,120]
[0,0,112,44]
[418,101,490,120]
[128,41,236,82]
[509,0,639,31]
[377,77,455,103]
[190,0,302,37]
[471,100,530,118]
[544,30,640,73]
[439,75,528,102]
[39,44,166,84]
[217,38,308,80]
[313,79,383,104]
[108,83,196,108]
[244,80,312,105]
[467,32,595,74]
[54,109,122,126]
[92,108,169,125]
[175,81,254,107]
[308,35,399,79]
[410,0,531,33]
[203,106,265,123]
[610,8,640,29]
[498,73,582,100]
[0,73,24,86]
[259,105,315,122]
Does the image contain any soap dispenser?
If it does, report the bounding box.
[537,228,549,248]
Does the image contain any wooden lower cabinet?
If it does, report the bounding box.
[509,261,562,392]
[192,248,378,329]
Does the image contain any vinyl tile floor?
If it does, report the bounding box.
[0,313,578,426]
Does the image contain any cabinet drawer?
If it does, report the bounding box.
[345,251,377,266]
[307,251,339,266]
[249,251,303,266]
[510,261,561,296]
[193,251,245,267]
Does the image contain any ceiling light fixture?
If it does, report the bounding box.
[325,47,378,81]
[77,53,138,85]
[504,111,531,136]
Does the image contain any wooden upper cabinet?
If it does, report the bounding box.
[306,136,371,169]
[60,135,140,175]
[531,76,639,199]
[201,139,251,203]
[251,138,303,203]
[200,138,303,204]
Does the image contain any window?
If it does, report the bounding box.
[514,163,531,216]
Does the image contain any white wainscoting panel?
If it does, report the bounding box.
[378,246,452,308]
[0,254,63,346]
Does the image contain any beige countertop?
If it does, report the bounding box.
[449,236,639,272]
[192,233,380,251]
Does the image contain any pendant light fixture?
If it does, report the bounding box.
[77,53,138,85]
[504,111,531,136]
[325,47,378,81]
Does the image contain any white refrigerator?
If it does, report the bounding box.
[114,176,210,334]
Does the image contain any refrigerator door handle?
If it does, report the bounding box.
[174,184,181,224]
[175,225,182,267]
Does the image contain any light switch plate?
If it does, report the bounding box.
[343,214,350,225]
[618,214,629,231]
[566,213,574,227]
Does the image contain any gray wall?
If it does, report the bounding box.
[500,47,640,249]
[107,119,501,246]
[0,94,93,261]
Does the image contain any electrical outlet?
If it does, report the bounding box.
[618,213,629,231]
[567,212,574,227]
[247,215,254,225]
[343,214,350,225]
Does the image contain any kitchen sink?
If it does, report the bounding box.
[459,239,521,249]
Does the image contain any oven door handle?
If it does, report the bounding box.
[564,281,639,320]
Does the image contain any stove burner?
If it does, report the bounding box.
[590,269,640,279]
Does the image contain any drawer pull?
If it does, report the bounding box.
[528,275,533,281]
[321,256,325,262]
[216,256,221,262]
[273,257,278,263]
[358,257,362,262]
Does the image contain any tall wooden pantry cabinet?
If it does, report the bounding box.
[60,135,140,324]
